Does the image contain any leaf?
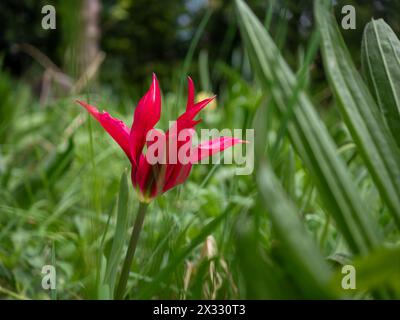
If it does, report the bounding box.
[330,247,400,297]
[315,0,400,229]
[51,242,57,300]
[361,19,400,148]
[103,171,130,297]
[98,255,111,300]
[235,212,300,299]
[257,164,335,298]
[235,0,381,254]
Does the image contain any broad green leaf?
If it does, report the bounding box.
[362,19,400,148]
[235,211,300,299]
[235,0,381,254]
[257,164,335,298]
[315,0,400,229]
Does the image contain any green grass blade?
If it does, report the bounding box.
[315,0,400,229]
[198,49,211,92]
[176,9,212,110]
[51,242,57,300]
[263,0,275,30]
[235,0,381,254]
[104,171,130,296]
[361,19,400,148]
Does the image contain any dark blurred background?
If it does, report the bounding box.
[1,0,399,96]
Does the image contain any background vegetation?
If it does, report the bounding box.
[0,0,399,299]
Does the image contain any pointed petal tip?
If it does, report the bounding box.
[185,77,196,111]
[194,95,217,110]
[75,99,91,108]
[151,73,160,92]
[151,72,159,85]
[202,95,217,104]
[75,100,100,115]
[187,76,194,90]
[197,95,216,105]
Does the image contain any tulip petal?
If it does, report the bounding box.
[130,73,161,166]
[162,137,243,193]
[191,137,245,163]
[186,77,195,111]
[134,155,167,198]
[163,163,193,193]
[76,100,132,161]
[167,79,215,139]
[167,96,216,142]
[133,154,153,194]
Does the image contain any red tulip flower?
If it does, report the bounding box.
[77,74,245,298]
[77,74,243,203]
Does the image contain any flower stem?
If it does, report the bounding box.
[115,202,148,299]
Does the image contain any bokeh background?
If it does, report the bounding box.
[2,0,399,95]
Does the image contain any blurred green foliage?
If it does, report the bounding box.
[1,0,399,93]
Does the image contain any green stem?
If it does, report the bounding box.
[115,202,148,299]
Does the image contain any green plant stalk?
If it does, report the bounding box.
[115,202,148,299]
[176,8,212,113]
